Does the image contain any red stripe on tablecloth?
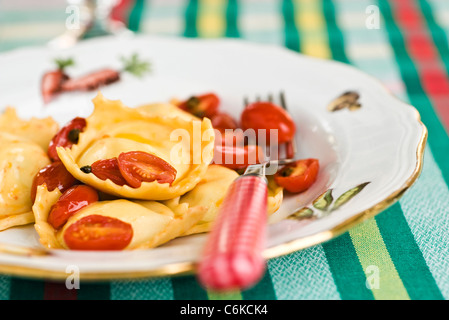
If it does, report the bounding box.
[110,0,134,25]
[391,0,449,128]
[44,281,77,300]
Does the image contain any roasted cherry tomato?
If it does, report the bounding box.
[211,112,243,146]
[48,117,87,161]
[211,112,238,132]
[177,93,220,118]
[274,159,319,193]
[31,161,78,202]
[240,101,296,144]
[47,185,99,229]
[85,158,128,186]
[215,129,246,147]
[117,151,177,188]
[64,214,133,250]
[213,144,264,170]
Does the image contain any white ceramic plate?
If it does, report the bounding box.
[0,35,426,280]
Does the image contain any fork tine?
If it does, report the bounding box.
[243,96,249,107]
[279,91,287,109]
[278,91,298,158]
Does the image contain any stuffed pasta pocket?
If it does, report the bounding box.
[57,93,215,200]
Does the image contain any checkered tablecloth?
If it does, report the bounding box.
[1,0,449,300]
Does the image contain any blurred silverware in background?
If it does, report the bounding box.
[48,0,133,49]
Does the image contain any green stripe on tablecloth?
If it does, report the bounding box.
[9,278,44,300]
[376,204,444,300]
[172,275,209,300]
[418,0,449,78]
[225,0,239,38]
[322,0,349,64]
[184,0,198,37]
[241,270,277,300]
[282,0,300,52]
[111,278,174,300]
[128,0,145,32]
[378,0,449,187]
[76,283,111,300]
[322,234,374,300]
[0,276,10,300]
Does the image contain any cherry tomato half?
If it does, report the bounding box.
[31,161,78,202]
[47,185,99,229]
[48,117,87,161]
[117,151,177,188]
[64,214,133,250]
[86,158,128,186]
[177,93,220,118]
[274,159,319,193]
[213,144,264,170]
[240,101,296,144]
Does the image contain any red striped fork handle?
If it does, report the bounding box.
[197,174,268,291]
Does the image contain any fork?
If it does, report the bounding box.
[197,92,297,291]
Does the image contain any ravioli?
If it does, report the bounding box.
[32,184,206,250]
[0,132,51,230]
[180,165,283,236]
[137,103,199,122]
[0,107,59,152]
[57,93,215,200]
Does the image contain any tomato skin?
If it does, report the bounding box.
[211,112,238,132]
[64,214,133,250]
[274,159,319,193]
[47,185,99,229]
[90,158,128,186]
[48,117,87,161]
[31,161,78,202]
[117,151,177,188]
[240,102,296,144]
[213,144,264,170]
[215,129,245,147]
[211,112,242,146]
[41,70,69,103]
[177,93,220,118]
